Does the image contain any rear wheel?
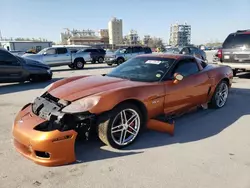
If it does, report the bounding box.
[97,103,142,149]
[209,80,229,109]
[233,69,238,77]
[98,57,104,63]
[74,59,85,69]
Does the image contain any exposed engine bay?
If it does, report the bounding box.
[32,92,96,140]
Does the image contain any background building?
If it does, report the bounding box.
[124,29,140,45]
[60,28,109,46]
[169,22,191,46]
[108,17,123,45]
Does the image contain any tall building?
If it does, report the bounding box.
[108,17,123,45]
[124,30,139,45]
[169,22,191,46]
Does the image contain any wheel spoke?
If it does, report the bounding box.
[122,130,127,144]
[127,114,137,125]
[112,127,124,134]
[112,124,122,131]
[127,129,136,136]
[119,130,125,144]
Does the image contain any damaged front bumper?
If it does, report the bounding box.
[12,93,96,166]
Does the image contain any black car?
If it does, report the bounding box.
[78,48,106,63]
[216,30,250,76]
[166,46,207,61]
[0,48,52,83]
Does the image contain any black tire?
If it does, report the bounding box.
[107,63,113,66]
[98,57,104,63]
[68,64,75,69]
[209,80,229,109]
[97,103,143,149]
[117,58,124,65]
[30,74,52,82]
[74,59,85,69]
[233,69,237,77]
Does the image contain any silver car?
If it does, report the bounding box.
[105,46,152,66]
[23,47,92,69]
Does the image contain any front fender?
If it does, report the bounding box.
[89,85,165,118]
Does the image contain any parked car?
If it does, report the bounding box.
[105,46,152,66]
[22,47,92,69]
[0,48,52,83]
[77,48,106,63]
[9,50,26,56]
[215,30,250,76]
[165,46,207,62]
[12,53,233,166]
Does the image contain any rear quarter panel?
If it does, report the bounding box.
[203,64,233,100]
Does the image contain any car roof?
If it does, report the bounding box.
[137,53,194,60]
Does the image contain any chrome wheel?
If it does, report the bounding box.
[111,108,141,146]
[215,82,229,107]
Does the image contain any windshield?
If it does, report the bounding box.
[37,48,48,54]
[106,56,176,82]
[114,48,126,54]
[223,33,250,48]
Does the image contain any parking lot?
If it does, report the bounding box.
[1,51,250,188]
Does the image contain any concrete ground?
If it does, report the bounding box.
[1,52,250,188]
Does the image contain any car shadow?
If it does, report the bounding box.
[73,87,250,164]
[0,78,63,95]
[52,66,113,72]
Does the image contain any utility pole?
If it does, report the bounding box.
[0,30,2,40]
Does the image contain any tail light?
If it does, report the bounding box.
[217,49,222,59]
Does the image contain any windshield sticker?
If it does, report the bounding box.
[145,60,162,64]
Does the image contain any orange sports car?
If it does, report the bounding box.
[12,54,233,166]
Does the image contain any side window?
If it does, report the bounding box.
[126,47,133,53]
[84,49,91,52]
[189,47,197,54]
[57,48,67,54]
[0,50,19,66]
[46,48,56,55]
[180,47,190,55]
[172,59,200,77]
[133,47,143,53]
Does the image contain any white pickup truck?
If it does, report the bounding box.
[22,47,92,69]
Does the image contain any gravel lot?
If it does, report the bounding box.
[1,51,250,188]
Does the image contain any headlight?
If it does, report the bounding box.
[62,96,100,113]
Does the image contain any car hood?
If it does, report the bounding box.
[23,57,49,69]
[49,75,148,101]
[22,54,43,61]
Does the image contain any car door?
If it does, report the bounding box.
[55,47,71,65]
[124,47,133,61]
[163,58,210,115]
[42,48,58,66]
[0,50,24,82]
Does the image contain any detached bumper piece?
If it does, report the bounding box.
[12,94,96,167]
[147,116,175,136]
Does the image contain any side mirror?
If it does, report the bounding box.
[43,52,47,55]
[173,73,184,83]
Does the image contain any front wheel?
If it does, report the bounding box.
[98,103,142,149]
[209,80,229,109]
